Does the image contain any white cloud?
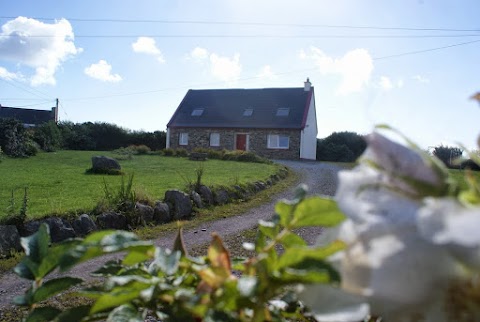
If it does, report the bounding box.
[257,65,276,80]
[131,37,165,63]
[209,53,242,83]
[188,48,242,83]
[413,75,430,84]
[84,60,122,82]
[190,47,208,60]
[379,76,394,91]
[0,16,81,86]
[303,47,374,95]
[397,79,404,88]
[0,66,21,80]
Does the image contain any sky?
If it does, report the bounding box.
[0,0,479,149]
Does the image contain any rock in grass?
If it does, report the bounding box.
[44,217,77,242]
[190,191,203,208]
[136,202,155,225]
[198,185,214,206]
[0,225,21,257]
[214,189,229,205]
[88,156,122,175]
[96,212,128,230]
[72,214,97,236]
[153,201,171,224]
[164,190,192,220]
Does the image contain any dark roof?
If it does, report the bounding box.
[0,106,55,125]
[167,87,314,129]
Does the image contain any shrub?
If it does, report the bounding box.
[129,144,151,155]
[162,148,175,156]
[316,131,366,162]
[0,118,31,157]
[32,121,62,152]
[432,145,464,168]
[175,148,188,157]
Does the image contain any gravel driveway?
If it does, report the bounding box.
[0,160,343,309]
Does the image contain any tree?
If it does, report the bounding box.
[432,145,463,168]
[0,118,36,157]
[33,121,62,152]
[317,131,366,162]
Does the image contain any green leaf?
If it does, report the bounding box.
[56,305,92,322]
[275,200,295,227]
[25,306,61,322]
[13,294,29,306]
[90,280,151,314]
[13,261,35,280]
[91,260,124,277]
[279,232,307,248]
[276,241,345,270]
[123,247,155,266]
[32,277,83,303]
[149,248,181,276]
[107,304,144,322]
[21,223,50,265]
[291,197,345,228]
[37,240,81,279]
[258,220,278,239]
[281,259,341,284]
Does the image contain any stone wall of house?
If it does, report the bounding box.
[169,128,301,159]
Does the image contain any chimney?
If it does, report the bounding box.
[304,77,311,91]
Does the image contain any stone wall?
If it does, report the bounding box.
[169,127,301,159]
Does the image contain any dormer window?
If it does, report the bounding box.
[276,108,289,116]
[243,108,253,116]
[191,108,204,116]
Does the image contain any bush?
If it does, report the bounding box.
[175,148,188,157]
[461,159,480,171]
[316,131,366,162]
[162,148,176,156]
[33,121,62,152]
[432,145,464,168]
[129,144,151,155]
[0,118,32,157]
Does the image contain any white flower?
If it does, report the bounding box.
[301,131,475,322]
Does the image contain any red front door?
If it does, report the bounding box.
[236,134,247,151]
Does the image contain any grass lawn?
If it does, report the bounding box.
[0,151,281,220]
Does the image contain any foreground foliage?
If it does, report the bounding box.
[14,187,345,321]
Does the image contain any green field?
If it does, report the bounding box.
[0,151,281,219]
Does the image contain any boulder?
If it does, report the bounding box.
[214,189,229,205]
[72,214,97,236]
[136,202,154,225]
[255,181,267,191]
[0,225,21,257]
[44,217,77,243]
[190,191,203,208]
[164,190,192,220]
[233,185,249,199]
[153,201,171,224]
[20,218,76,242]
[91,156,121,171]
[198,185,214,205]
[96,212,128,230]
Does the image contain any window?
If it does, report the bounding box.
[191,108,204,116]
[268,134,289,149]
[276,108,290,116]
[243,108,253,116]
[179,133,188,145]
[210,133,220,146]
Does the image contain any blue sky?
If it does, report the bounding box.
[1,0,479,149]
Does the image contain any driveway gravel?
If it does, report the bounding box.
[0,160,343,309]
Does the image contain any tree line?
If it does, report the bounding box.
[0,119,166,157]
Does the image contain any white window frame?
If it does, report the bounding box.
[179,132,188,146]
[267,134,289,149]
[210,133,220,147]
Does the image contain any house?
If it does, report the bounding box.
[0,104,58,127]
[166,79,317,160]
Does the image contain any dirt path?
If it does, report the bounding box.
[0,161,342,309]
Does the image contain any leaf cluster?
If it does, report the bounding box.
[14,186,345,322]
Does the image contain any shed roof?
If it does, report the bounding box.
[167,87,314,129]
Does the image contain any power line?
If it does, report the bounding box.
[1,33,480,39]
[62,38,480,102]
[0,16,478,32]
[0,77,52,100]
